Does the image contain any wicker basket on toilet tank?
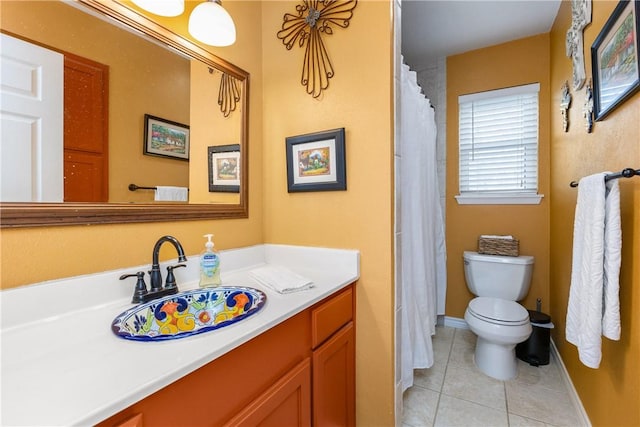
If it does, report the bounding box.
[478,236,519,257]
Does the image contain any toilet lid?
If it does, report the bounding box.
[468,297,530,325]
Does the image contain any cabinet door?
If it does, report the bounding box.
[113,414,142,427]
[224,358,311,427]
[313,322,355,427]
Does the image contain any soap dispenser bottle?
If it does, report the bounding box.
[199,234,221,287]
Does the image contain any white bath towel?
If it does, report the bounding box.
[154,186,188,202]
[602,178,621,340]
[566,173,621,369]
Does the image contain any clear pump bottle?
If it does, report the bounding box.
[199,234,221,287]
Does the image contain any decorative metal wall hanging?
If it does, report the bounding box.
[277,0,358,98]
[218,72,241,117]
[583,79,594,133]
[560,80,572,132]
[566,0,592,90]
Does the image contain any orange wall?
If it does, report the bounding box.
[549,1,640,425]
[446,34,552,317]
[0,1,190,203]
[0,0,264,287]
[261,2,395,425]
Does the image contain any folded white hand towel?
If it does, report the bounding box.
[566,172,622,369]
[155,186,188,202]
[249,265,314,294]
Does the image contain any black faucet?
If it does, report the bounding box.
[149,235,187,292]
[120,235,188,304]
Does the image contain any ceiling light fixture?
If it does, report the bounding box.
[188,0,236,47]
[131,0,185,17]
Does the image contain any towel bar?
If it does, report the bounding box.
[569,167,639,187]
[128,184,189,192]
[128,184,156,191]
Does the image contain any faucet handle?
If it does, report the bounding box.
[165,264,186,291]
[120,271,148,304]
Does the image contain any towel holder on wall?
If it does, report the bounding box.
[569,167,640,187]
[128,184,190,192]
[129,184,157,191]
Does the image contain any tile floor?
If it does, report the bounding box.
[402,326,585,427]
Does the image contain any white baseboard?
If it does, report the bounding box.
[443,316,468,329]
[550,338,591,427]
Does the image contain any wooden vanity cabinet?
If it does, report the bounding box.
[101,284,355,427]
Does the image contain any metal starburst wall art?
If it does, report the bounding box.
[277,0,357,98]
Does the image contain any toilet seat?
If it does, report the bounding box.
[467,297,529,326]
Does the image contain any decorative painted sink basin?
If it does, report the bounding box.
[112,286,267,341]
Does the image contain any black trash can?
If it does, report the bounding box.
[516,310,552,366]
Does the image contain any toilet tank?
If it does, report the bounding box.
[463,251,534,301]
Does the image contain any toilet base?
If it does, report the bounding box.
[474,337,518,380]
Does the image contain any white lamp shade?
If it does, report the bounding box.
[188,1,236,47]
[131,0,184,16]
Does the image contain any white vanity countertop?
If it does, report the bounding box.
[0,244,359,426]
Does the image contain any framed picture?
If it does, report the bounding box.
[286,128,346,193]
[208,144,240,193]
[143,114,190,160]
[591,0,640,121]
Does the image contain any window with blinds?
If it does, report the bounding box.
[457,83,541,204]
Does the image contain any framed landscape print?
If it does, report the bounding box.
[285,128,346,193]
[143,114,190,160]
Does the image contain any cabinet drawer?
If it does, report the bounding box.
[312,286,353,348]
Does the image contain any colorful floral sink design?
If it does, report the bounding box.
[111,286,267,341]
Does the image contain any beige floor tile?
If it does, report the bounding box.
[453,327,477,346]
[432,345,451,369]
[514,357,565,392]
[433,325,455,343]
[442,364,506,411]
[413,366,446,393]
[508,413,551,427]
[506,381,582,426]
[446,337,476,369]
[434,394,508,427]
[403,386,439,427]
[432,328,454,363]
[403,326,583,427]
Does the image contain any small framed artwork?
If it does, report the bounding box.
[591,0,640,121]
[286,128,346,193]
[143,114,190,160]
[208,144,240,193]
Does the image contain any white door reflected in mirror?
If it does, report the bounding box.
[1,33,64,202]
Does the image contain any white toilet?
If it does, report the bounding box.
[463,251,534,380]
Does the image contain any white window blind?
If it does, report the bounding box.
[458,83,539,196]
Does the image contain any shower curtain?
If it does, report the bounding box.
[399,61,447,393]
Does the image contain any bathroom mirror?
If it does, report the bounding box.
[0,0,249,227]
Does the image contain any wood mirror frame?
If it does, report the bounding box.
[0,0,249,228]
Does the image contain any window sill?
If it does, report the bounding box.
[455,193,544,205]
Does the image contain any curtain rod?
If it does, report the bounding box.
[570,167,640,187]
